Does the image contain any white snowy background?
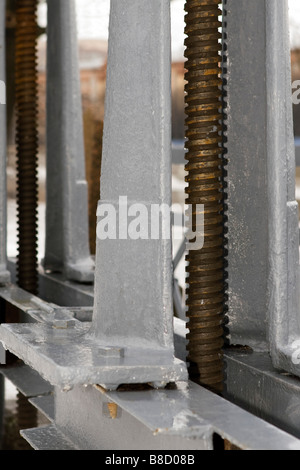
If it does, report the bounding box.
[38,0,300,53]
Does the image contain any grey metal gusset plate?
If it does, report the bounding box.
[29,395,55,422]
[21,425,78,450]
[0,322,187,389]
[0,364,53,397]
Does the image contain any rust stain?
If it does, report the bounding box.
[107,403,118,420]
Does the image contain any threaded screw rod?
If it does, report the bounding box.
[15,0,39,448]
[184,0,225,393]
[15,0,39,295]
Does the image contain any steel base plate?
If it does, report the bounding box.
[0,322,188,390]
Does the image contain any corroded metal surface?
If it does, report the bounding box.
[184,0,225,393]
[15,0,39,447]
[15,0,39,295]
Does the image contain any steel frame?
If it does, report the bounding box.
[2,293,300,450]
[1,0,300,451]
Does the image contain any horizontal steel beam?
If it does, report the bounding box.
[225,350,300,440]
[19,380,300,450]
[1,284,300,449]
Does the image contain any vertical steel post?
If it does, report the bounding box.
[91,0,186,378]
[44,0,94,283]
[223,0,269,349]
[224,0,300,376]
[265,0,300,371]
[0,0,11,286]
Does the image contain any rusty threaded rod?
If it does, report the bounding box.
[184,0,225,394]
[15,0,39,447]
[15,0,39,295]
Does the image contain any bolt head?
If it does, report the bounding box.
[52,319,76,329]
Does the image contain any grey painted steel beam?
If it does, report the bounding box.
[225,350,300,441]
[90,0,188,385]
[224,0,300,372]
[0,0,10,286]
[21,381,300,451]
[2,313,300,450]
[2,290,300,449]
[43,0,94,283]
[175,319,300,443]
[0,364,53,398]
[29,395,55,423]
[7,258,95,307]
[265,0,300,377]
[0,321,187,390]
[224,0,269,349]
[8,271,300,446]
[21,425,78,451]
[93,0,174,348]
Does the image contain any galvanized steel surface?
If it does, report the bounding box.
[225,350,300,440]
[0,321,187,389]
[21,380,300,450]
[223,0,269,349]
[265,0,300,377]
[44,0,94,283]
[223,0,300,366]
[91,0,187,385]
